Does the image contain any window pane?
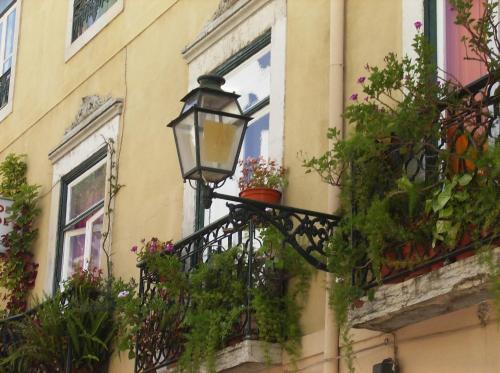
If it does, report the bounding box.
[68,162,106,221]
[242,112,269,160]
[3,8,14,73]
[89,214,103,271]
[65,232,86,278]
[0,0,14,16]
[224,48,271,113]
[72,0,118,41]
[445,0,486,85]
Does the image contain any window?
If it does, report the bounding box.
[0,0,19,119]
[443,0,487,85]
[46,96,122,293]
[65,0,123,60]
[57,149,106,283]
[71,0,117,42]
[182,0,286,235]
[201,33,272,226]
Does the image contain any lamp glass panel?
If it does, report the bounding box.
[199,92,240,115]
[197,111,244,181]
[173,112,197,177]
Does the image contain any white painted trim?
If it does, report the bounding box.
[182,0,286,235]
[65,158,106,224]
[436,0,446,80]
[49,98,123,163]
[61,227,86,282]
[402,0,424,61]
[44,111,120,294]
[64,0,123,62]
[0,0,22,124]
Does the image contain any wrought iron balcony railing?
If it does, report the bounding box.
[71,0,118,41]
[0,68,11,110]
[354,75,500,290]
[135,201,338,373]
[0,309,74,373]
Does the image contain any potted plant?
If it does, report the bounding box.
[238,157,287,204]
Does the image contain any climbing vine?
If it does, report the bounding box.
[0,154,40,315]
[304,2,499,371]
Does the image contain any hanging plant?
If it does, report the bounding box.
[303,2,499,371]
[0,154,40,315]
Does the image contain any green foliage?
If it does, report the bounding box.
[0,154,40,314]
[121,231,311,372]
[1,269,130,372]
[303,4,499,372]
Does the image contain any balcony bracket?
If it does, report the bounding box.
[212,191,339,272]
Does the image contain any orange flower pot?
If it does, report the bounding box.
[239,188,282,204]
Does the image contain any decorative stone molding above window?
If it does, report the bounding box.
[180,0,287,237]
[182,0,285,69]
[49,96,123,163]
[210,0,240,21]
[349,247,500,332]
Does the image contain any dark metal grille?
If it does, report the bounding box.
[0,309,73,372]
[0,68,11,110]
[71,0,117,42]
[135,202,338,373]
[354,75,500,290]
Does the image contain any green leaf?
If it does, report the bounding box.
[433,191,451,212]
[458,173,473,186]
[439,206,453,218]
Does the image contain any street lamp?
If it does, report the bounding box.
[167,74,251,186]
[167,74,338,271]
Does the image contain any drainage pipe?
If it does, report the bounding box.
[323,0,344,372]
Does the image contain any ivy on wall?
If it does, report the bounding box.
[0,154,40,315]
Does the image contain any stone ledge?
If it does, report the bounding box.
[349,247,499,332]
[157,340,282,373]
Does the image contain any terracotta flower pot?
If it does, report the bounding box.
[239,188,282,204]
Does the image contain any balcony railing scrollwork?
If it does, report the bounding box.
[135,201,339,373]
[72,0,118,41]
[0,68,11,110]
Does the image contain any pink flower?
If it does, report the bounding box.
[357,76,366,84]
[350,93,358,101]
[364,96,369,102]
[414,21,422,30]
[165,243,174,253]
[131,245,138,253]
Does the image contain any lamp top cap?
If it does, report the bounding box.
[197,74,226,90]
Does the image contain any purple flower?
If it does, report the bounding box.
[357,76,366,84]
[350,93,358,101]
[118,290,129,298]
[131,245,138,253]
[165,243,174,253]
[414,21,422,30]
[364,96,369,102]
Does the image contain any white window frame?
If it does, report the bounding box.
[45,98,122,294]
[0,0,21,123]
[64,0,124,61]
[181,0,287,235]
[65,158,106,223]
[60,206,104,282]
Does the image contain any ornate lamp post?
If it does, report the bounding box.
[167,74,338,270]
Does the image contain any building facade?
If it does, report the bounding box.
[0,0,498,372]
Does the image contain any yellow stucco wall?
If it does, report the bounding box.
[1,0,499,372]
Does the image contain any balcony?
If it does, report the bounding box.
[0,68,10,110]
[71,0,118,41]
[135,201,337,373]
[349,75,500,331]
